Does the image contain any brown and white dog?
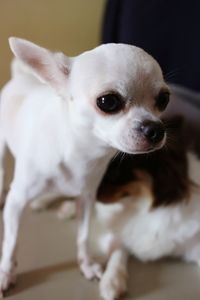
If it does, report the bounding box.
[60,116,200,300]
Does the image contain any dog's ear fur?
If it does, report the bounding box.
[9,37,71,95]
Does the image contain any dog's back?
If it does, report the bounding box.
[0,54,64,159]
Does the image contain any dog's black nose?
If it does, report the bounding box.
[139,120,165,144]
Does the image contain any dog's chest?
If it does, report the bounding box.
[47,162,84,197]
[46,157,107,197]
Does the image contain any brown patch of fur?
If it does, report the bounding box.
[98,179,148,203]
[98,169,155,212]
[98,116,190,208]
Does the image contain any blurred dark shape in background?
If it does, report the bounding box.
[102,0,200,93]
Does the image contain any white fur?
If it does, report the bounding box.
[0,38,167,295]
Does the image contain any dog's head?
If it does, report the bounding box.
[9,38,169,154]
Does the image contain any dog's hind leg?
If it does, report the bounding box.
[57,200,76,219]
[30,191,63,211]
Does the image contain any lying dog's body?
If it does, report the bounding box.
[96,119,200,300]
[60,117,200,300]
[0,38,169,296]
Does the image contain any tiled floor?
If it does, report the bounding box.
[1,155,200,300]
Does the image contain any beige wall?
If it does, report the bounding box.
[0,0,106,86]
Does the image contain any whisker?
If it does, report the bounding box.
[110,150,121,163]
[118,152,126,167]
[113,151,128,172]
[164,67,181,81]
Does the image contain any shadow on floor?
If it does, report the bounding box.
[6,260,77,297]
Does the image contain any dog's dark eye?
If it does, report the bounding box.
[156,91,170,111]
[96,94,124,114]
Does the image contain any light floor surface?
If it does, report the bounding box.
[1,154,200,300]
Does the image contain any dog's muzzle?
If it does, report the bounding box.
[138,120,165,144]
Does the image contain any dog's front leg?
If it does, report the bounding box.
[100,247,128,300]
[0,163,45,297]
[0,185,28,297]
[76,194,102,280]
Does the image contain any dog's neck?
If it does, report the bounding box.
[55,97,116,190]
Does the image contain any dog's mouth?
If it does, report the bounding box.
[117,133,166,155]
[96,120,166,154]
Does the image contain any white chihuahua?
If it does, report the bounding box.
[0,38,169,296]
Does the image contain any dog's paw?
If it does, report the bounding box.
[57,201,76,220]
[100,270,127,300]
[80,260,103,280]
[0,269,16,298]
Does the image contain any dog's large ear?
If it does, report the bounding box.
[9,37,71,95]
